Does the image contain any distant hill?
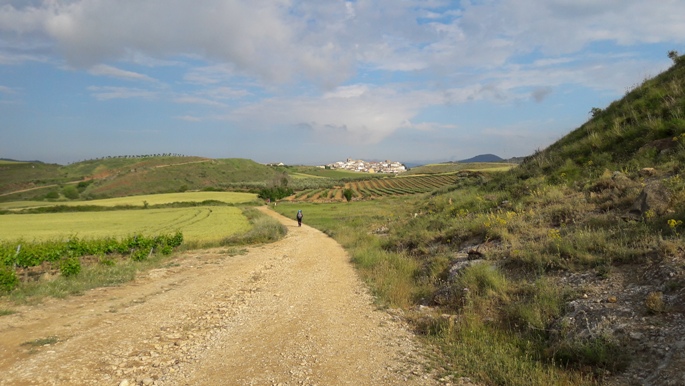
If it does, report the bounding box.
[0,156,280,201]
[503,156,526,164]
[458,154,503,163]
[0,158,45,164]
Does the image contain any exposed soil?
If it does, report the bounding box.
[0,208,441,386]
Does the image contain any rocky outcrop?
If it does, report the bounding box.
[629,181,672,219]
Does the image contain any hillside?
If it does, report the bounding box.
[518,55,685,181]
[271,53,685,385]
[390,54,685,384]
[0,156,280,201]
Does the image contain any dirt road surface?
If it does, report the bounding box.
[0,208,440,386]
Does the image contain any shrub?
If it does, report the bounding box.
[645,291,666,314]
[552,335,629,373]
[60,257,81,277]
[0,266,19,293]
[221,209,287,245]
[454,262,509,309]
[343,188,354,202]
[62,185,80,200]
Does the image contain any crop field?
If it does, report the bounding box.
[0,206,250,243]
[0,191,257,211]
[285,173,461,202]
[405,162,517,175]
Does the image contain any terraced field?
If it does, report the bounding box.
[284,173,461,202]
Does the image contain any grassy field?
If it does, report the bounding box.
[0,191,258,211]
[406,162,517,175]
[0,206,250,243]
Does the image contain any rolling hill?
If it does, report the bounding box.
[458,153,504,163]
[0,156,280,201]
[365,52,685,384]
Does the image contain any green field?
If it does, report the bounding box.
[405,162,517,175]
[0,192,258,243]
[0,206,250,243]
[0,191,258,211]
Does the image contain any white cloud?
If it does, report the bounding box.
[323,84,369,99]
[227,84,441,144]
[410,122,459,132]
[88,64,156,82]
[173,96,226,107]
[176,115,203,122]
[183,65,237,85]
[0,85,15,94]
[2,0,684,88]
[87,86,157,101]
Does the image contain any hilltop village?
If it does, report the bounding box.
[325,158,407,174]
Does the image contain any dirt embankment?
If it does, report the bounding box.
[0,208,441,386]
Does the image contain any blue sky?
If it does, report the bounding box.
[1,0,684,166]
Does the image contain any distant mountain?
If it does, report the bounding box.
[457,154,503,163]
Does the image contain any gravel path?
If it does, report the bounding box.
[0,207,439,385]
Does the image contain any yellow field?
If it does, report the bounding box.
[0,206,250,243]
[0,191,258,211]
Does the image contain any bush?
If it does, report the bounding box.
[552,336,629,373]
[60,257,81,277]
[0,266,19,293]
[221,208,287,245]
[62,185,80,200]
[258,186,294,201]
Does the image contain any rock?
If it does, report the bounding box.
[448,258,484,280]
[630,332,644,340]
[142,378,154,385]
[640,167,657,177]
[118,380,130,386]
[629,181,671,218]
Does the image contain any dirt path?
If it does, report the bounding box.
[0,208,439,386]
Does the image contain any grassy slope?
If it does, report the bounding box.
[519,57,685,180]
[275,56,685,385]
[0,157,280,201]
[0,162,64,195]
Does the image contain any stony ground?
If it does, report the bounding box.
[0,208,442,386]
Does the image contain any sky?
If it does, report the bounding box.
[1,1,684,166]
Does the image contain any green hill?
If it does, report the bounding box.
[395,53,685,383]
[0,161,64,197]
[518,55,685,181]
[274,53,685,385]
[0,156,280,201]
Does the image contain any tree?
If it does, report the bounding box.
[343,188,354,202]
[668,50,680,64]
[62,185,80,200]
[589,107,603,118]
[259,171,294,201]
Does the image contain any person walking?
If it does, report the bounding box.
[296,210,303,227]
